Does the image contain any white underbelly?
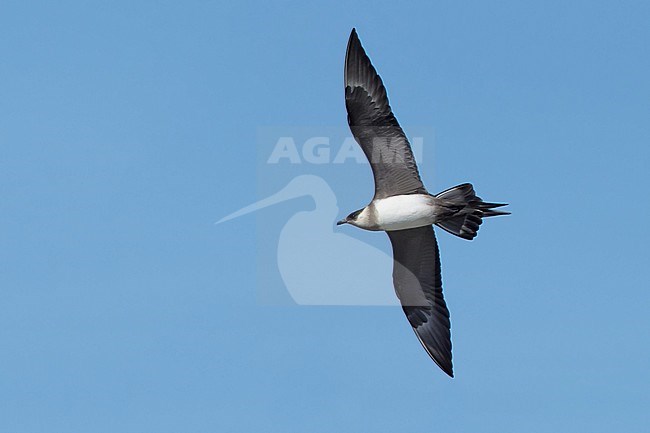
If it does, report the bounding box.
[373,194,436,231]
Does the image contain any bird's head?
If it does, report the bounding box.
[337,208,365,227]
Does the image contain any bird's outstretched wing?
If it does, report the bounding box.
[387,226,453,377]
[345,29,427,199]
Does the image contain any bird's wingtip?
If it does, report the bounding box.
[438,361,454,378]
[347,28,359,46]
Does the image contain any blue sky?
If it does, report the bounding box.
[1,1,649,432]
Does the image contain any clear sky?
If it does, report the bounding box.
[1,1,649,432]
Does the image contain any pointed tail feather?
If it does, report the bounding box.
[435,183,509,240]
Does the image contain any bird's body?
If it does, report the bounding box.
[344,194,448,231]
[339,29,509,377]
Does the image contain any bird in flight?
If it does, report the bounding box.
[338,29,509,377]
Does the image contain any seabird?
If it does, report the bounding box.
[338,29,509,377]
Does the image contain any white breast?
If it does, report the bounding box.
[373,194,436,231]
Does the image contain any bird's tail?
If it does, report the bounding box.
[434,183,509,240]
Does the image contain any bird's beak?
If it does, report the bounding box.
[336,219,347,226]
